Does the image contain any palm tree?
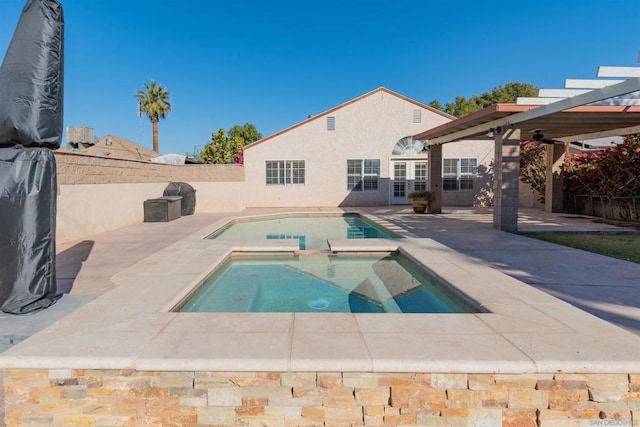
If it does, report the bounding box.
[135,80,171,153]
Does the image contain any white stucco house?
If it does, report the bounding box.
[243,87,495,208]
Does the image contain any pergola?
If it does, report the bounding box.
[414,76,640,232]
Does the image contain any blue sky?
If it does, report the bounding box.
[1,0,639,155]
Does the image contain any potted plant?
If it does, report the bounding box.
[408,190,434,214]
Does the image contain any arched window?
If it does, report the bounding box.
[392,137,426,156]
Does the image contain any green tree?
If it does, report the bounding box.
[428,100,443,111]
[135,80,171,153]
[228,123,262,145]
[228,123,263,164]
[444,96,483,117]
[201,123,262,164]
[201,129,231,164]
[431,82,539,117]
[492,82,539,103]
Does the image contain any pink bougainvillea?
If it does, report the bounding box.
[520,135,639,218]
[562,134,640,198]
[234,147,244,165]
[519,141,547,204]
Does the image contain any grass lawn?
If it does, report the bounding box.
[526,233,640,264]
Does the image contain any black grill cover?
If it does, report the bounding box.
[0,146,57,314]
[163,182,196,215]
[0,0,64,148]
[0,0,63,314]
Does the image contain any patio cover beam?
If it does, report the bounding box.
[598,66,640,78]
[427,77,640,145]
[425,117,513,145]
[557,124,640,143]
[501,77,640,129]
[564,79,625,89]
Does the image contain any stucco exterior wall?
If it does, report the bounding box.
[57,183,164,243]
[54,152,245,244]
[441,140,495,207]
[56,182,244,243]
[243,89,496,208]
[243,89,452,207]
[188,181,245,213]
[519,180,545,209]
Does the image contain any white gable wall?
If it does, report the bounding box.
[244,89,452,207]
[244,88,496,208]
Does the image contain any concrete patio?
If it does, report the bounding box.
[1,206,639,426]
[1,206,638,349]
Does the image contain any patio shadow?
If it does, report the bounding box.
[56,240,94,294]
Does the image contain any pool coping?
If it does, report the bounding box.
[2,209,640,373]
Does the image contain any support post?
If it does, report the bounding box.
[493,128,521,232]
[545,142,565,213]
[428,144,442,213]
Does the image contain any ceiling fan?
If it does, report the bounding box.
[530,130,561,145]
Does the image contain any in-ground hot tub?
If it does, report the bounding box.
[174,252,480,314]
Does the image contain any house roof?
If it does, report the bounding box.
[244,87,455,150]
[569,136,624,154]
[64,134,160,161]
[413,103,640,144]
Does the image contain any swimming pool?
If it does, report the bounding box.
[176,253,475,314]
[208,213,396,250]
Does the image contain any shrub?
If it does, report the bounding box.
[520,142,546,204]
[408,190,434,201]
[563,134,640,197]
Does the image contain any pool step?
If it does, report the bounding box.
[327,239,400,253]
[229,240,299,253]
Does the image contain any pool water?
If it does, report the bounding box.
[208,214,396,250]
[178,254,471,313]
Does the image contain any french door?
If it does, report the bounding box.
[391,160,428,204]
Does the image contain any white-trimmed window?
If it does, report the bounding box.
[443,158,477,191]
[347,159,380,191]
[414,161,428,191]
[265,160,305,185]
[412,109,422,124]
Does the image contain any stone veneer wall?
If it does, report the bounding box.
[55,151,244,185]
[4,370,640,426]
